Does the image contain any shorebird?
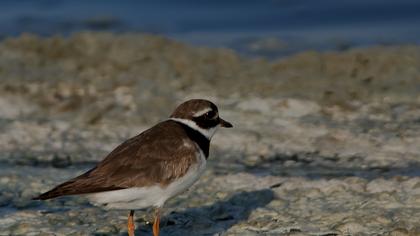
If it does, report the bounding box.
[33,99,232,236]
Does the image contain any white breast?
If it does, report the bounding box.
[87,149,207,210]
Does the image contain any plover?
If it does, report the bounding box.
[33,99,232,236]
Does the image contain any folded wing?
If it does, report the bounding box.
[33,121,198,200]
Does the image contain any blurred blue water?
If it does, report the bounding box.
[0,0,419,56]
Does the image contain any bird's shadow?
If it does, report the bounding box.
[134,189,275,236]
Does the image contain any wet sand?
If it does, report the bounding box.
[0,33,420,235]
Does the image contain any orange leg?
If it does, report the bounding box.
[128,210,135,236]
[152,208,161,236]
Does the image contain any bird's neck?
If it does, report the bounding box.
[169,118,211,158]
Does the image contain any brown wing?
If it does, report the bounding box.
[34,120,198,200]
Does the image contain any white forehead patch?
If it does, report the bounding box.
[170,118,219,140]
[193,108,212,117]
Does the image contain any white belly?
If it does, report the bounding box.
[87,151,207,210]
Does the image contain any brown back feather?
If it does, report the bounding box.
[33,120,202,200]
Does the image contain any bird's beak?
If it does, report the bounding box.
[219,118,233,128]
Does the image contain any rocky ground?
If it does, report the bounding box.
[0,33,420,235]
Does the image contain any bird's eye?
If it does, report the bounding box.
[204,110,216,118]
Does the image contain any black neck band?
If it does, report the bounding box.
[177,122,210,159]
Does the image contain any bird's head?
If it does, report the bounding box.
[170,99,233,139]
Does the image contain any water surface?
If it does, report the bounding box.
[1,0,419,56]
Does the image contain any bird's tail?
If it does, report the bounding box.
[32,181,77,200]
